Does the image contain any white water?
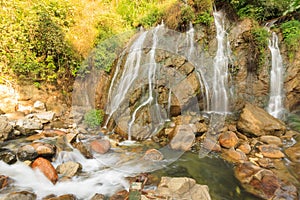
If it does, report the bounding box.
[267,32,285,119]
[186,22,210,111]
[211,11,230,113]
[0,148,164,199]
[128,24,164,140]
[104,31,148,127]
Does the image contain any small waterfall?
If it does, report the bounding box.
[104,31,148,126]
[267,32,285,119]
[128,24,164,140]
[211,11,230,113]
[186,22,210,111]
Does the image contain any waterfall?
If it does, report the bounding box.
[104,31,148,127]
[128,24,164,140]
[186,22,210,111]
[267,32,285,119]
[211,11,230,113]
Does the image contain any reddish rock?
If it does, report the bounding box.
[0,175,9,189]
[109,190,129,200]
[224,147,247,163]
[143,149,164,161]
[258,144,285,159]
[235,162,280,199]
[46,194,77,200]
[31,157,58,184]
[90,139,111,154]
[237,143,251,154]
[218,131,239,148]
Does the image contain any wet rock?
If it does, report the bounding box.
[156,177,211,200]
[169,124,195,151]
[258,144,285,159]
[235,162,280,199]
[237,142,251,154]
[223,147,247,163]
[2,191,37,200]
[0,175,10,189]
[202,138,222,152]
[56,161,82,178]
[109,190,129,200]
[285,142,300,163]
[31,157,58,184]
[90,193,105,200]
[90,139,111,154]
[45,194,77,200]
[72,142,93,159]
[0,148,17,164]
[0,116,13,141]
[142,149,164,161]
[273,184,299,200]
[218,131,239,148]
[237,103,286,137]
[260,135,282,146]
[15,118,43,135]
[17,144,38,161]
[31,142,56,159]
[194,121,208,133]
[257,158,275,168]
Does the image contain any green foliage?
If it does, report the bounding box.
[139,8,163,28]
[229,0,294,21]
[284,0,300,15]
[287,113,300,132]
[0,0,81,82]
[252,27,270,67]
[180,5,195,26]
[84,109,104,128]
[195,11,213,26]
[280,20,300,55]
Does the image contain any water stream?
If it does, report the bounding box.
[267,32,285,119]
[211,11,230,113]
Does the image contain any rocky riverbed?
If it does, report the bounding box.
[0,98,299,199]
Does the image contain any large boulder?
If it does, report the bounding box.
[169,124,195,151]
[2,191,37,200]
[0,116,13,141]
[237,103,286,137]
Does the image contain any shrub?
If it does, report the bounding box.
[84,109,104,128]
[281,20,300,55]
[252,27,270,67]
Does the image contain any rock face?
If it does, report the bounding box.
[169,125,195,151]
[156,177,211,200]
[237,103,286,137]
[31,157,58,184]
[0,116,13,141]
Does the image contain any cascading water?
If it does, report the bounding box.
[267,32,285,119]
[186,22,210,111]
[128,24,165,140]
[104,31,148,127]
[211,11,230,113]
